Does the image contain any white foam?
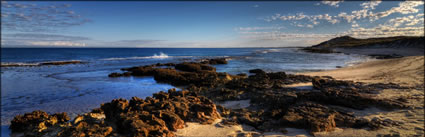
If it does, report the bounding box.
[99,52,198,61]
[1,62,40,67]
[100,52,171,61]
[152,52,169,58]
[255,49,281,54]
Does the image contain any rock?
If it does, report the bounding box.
[236,73,247,77]
[368,54,403,59]
[216,105,231,116]
[249,69,265,74]
[153,91,169,101]
[100,90,220,136]
[312,77,353,90]
[129,66,157,76]
[369,118,401,130]
[175,62,203,72]
[58,112,113,137]
[10,110,70,135]
[160,111,185,131]
[175,62,216,72]
[267,72,286,79]
[123,72,132,76]
[40,61,83,66]
[14,59,411,136]
[108,72,123,77]
[201,58,228,64]
[280,102,337,133]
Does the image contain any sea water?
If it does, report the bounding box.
[0,48,371,136]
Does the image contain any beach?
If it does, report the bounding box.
[174,56,424,137]
[5,50,424,136]
[1,48,370,136]
[2,0,425,136]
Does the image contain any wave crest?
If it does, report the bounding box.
[255,49,281,54]
[152,52,169,58]
[100,52,173,61]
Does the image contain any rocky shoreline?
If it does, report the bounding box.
[9,57,419,137]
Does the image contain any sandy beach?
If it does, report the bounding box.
[175,56,424,137]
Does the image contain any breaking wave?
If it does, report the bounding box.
[101,52,190,61]
[255,49,281,54]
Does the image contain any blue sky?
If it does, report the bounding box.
[1,1,424,48]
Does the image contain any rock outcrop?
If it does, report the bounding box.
[11,59,411,136]
[10,89,221,137]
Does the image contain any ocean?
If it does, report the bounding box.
[0,48,371,136]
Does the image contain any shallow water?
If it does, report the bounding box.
[1,48,370,136]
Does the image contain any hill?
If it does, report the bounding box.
[302,36,424,57]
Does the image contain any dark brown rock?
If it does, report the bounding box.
[108,72,123,77]
[249,69,266,74]
[10,110,70,136]
[201,58,228,64]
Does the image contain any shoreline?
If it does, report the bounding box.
[6,56,424,137]
[175,56,424,137]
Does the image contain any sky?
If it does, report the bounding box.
[1,1,424,48]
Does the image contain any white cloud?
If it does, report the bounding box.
[320,0,343,8]
[29,41,86,47]
[236,26,285,31]
[346,25,424,38]
[1,2,90,32]
[1,33,90,47]
[265,13,341,28]
[369,1,424,21]
[360,0,381,10]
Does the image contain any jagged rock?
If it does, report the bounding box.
[99,90,221,136]
[156,63,176,66]
[159,111,185,131]
[267,72,287,79]
[58,112,112,137]
[250,92,297,112]
[40,61,83,66]
[369,117,402,130]
[108,72,123,77]
[175,62,208,72]
[10,110,70,135]
[201,58,228,64]
[128,66,157,76]
[280,102,337,133]
[249,69,266,74]
[312,77,353,90]
[236,73,247,77]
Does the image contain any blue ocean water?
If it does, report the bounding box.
[0,48,371,136]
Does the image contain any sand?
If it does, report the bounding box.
[302,56,424,87]
[175,56,424,137]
